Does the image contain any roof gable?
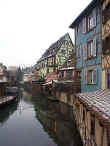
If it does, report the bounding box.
[37,33,74,63]
[69,0,102,28]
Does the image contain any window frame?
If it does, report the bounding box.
[88,14,94,31]
[87,40,94,58]
[87,68,97,85]
[66,70,73,78]
[76,45,81,58]
[87,38,97,59]
[91,114,95,137]
[87,8,96,32]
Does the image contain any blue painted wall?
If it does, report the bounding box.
[75,4,102,93]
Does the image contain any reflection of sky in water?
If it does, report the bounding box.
[0,89,82,146]
[0,98,57,146]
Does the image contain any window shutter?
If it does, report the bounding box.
[88,17,90,31]
[84,44,87,60]
[76,47,78,57]
[84,18,86,33]
[88,43,91,57]
[93,69,97,84]
[75,28,77,37]
[80,45,82,57]
[83,44,85,57]
[93,8,96,27]
[93,38,97,56]
[84,69,87,84]
[86,69,88,84]
[82,18,86,33]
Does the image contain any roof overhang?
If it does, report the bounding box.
[69,0,102,29]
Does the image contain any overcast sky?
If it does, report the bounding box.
[0,0,92,67]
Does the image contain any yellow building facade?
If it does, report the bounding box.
[36,33,74,79]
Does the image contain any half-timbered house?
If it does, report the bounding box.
[70,0,102,93]
[73,89,110,146]
[36,33,74,80]
[102,0,110,89]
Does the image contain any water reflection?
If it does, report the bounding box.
[0,101,19,126]
[32,95,83,146]
[0,88,82,146]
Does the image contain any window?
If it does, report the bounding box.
[91,114,95,136]
[76,45,81,58]
[67,60,71,67]
[87,69,97,84]
[77,71,81,80]
[76,25,80,36]
[88,15,94,30]
[66,70,72,78]
[88,9,96,31]
[83,106,86,121]
[88,40,94,57]
[87,38,96,58]
[107,71,110,89]
[48,58,53,66]
[82,17,86,33]
[61,71,64,78]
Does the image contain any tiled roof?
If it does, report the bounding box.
[76,89,110,125]
[37,33,73,63]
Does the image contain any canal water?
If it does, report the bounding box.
[0,88,83,146]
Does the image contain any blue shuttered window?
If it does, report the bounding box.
[87,68,97,84]
[87,37,97,58]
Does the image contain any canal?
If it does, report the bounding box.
[0,88,83,146]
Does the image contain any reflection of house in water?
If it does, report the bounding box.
[33,97,82,146]
[0,100,18,125]
[0,63,9,97]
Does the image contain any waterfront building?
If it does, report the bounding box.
[58,55,76,81]
[0,63,9,96]
[51,55,81,104]
[70,0,102,92]
[102,0,110,89]
[73,89,110,146]
[0,63,8,83]
[69,0,110,146]
[36,33,74,79]
[23,73,36,83]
